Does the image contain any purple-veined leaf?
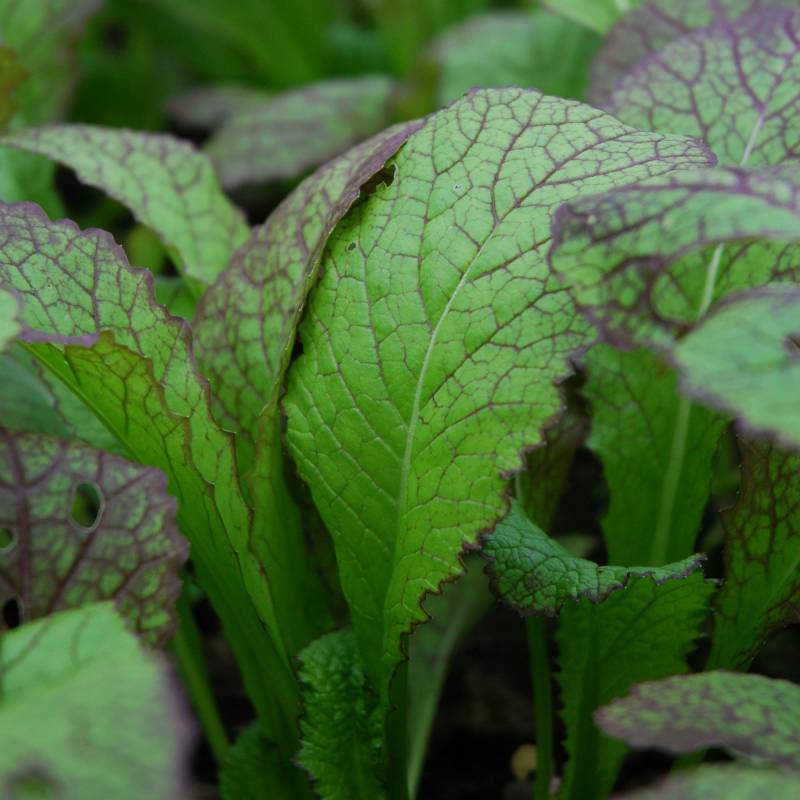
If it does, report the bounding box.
[588,0,783,105]
[0,429,186,645]
[0,124,250,286]
[194,120,423,436]
[596,670,800,767]
[205,76,395,189]
[0,603,194,799]
[284,87,713,700]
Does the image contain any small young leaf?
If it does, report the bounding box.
[484,501,705,615]
[619,765,800,800]
[542,0,642,34]
[588,0,781,105]
[194,120,423,435]
[583,345,727,565]
[206,76,395,189]
[0,603,193,799]
[0,429,187,645]
[558,574,714,797]
[0,125,250,286]
[429,10,599,106]
[674,285,800,449]
[285,87,713,694]
[297,630,385,800]
[596,671,800,767]
[708,438,800,669]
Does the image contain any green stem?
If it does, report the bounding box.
[386,660,410,800]
[526,616,554,800]
[171,589,229,766]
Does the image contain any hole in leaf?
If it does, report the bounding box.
[70,482,103,530]
[784,333,800,358]
[2,596,21,629]
[0,526,15,552]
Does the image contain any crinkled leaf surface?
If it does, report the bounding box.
[0,286,19,352]
[583,344,727,565]
[0,603,193,799]
[596,670,800,767]
[297,630,384,800]
[621,765,800,800]
[557,573,714,798]
[707,438,800,669]
[195,121,422,436]
[484,502,705,615]
[0,124,250,286]
[543,0,642,34]
[588,0,782,105]
[429,10,599,106]
[0,429,186,645]
[206,76,394,189]
[285,87,713,691]
[0,202,307,736]
[551,165,800,350]
[674,286,800,449]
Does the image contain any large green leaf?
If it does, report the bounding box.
[285,87,712,696]
[542,0,642,34]
[620,766,800,800]
[297,630,385,800]
[0,203,309,748]
[0,286,19,352]
[557,574,714,799]
[206,76,395,189]
[674,285,800,451]
[596,671,800,767]
[0,429,186,645]
[428,10,599,106]
[0,124,250,286]
[194,121,422,436]
[0,603,193,799]
[583,345,727,565]
[484,501,704,615]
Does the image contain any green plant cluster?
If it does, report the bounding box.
[1,1,800,798]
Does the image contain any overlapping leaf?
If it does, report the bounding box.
[194,120,423,435]
[484,502,704,615]
[0,46,25,129]
[675,286,800,450]
[0,124,250,286]
[583,345,727,565]
[0,202,305,734]
[596,671,800,767]
[168,84,273,131]
[557,573,714,798]
[588,0,782,104]
[205,76,395,189]
[0,429,186,645]
[0,286,19,352]
[0,603,193,799]
[543,0,642,34]
[285,87,714,692]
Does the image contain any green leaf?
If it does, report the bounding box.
[285,87,713,695]
[588,0,780,104]
[583,345,727,565]
[0,286,19,352]
[297,630,385,800]
[0,603,193,799]
[168,84,274,131]
[220,723,299,800]
[557,573,714,798]
[674,286,800,450]
[619,765,800,800]
[484,501,705,615]
[0,45,26,130]
[429,10,600,106]
[154,276,198,320]
[0,429,187,645]
[0,202,306,744]
[0,124,250,286]
[596,670,800,767]
[205,76,395,189]
[194,120,423,436]
[542,0,642,34]
[707,437,800,669]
